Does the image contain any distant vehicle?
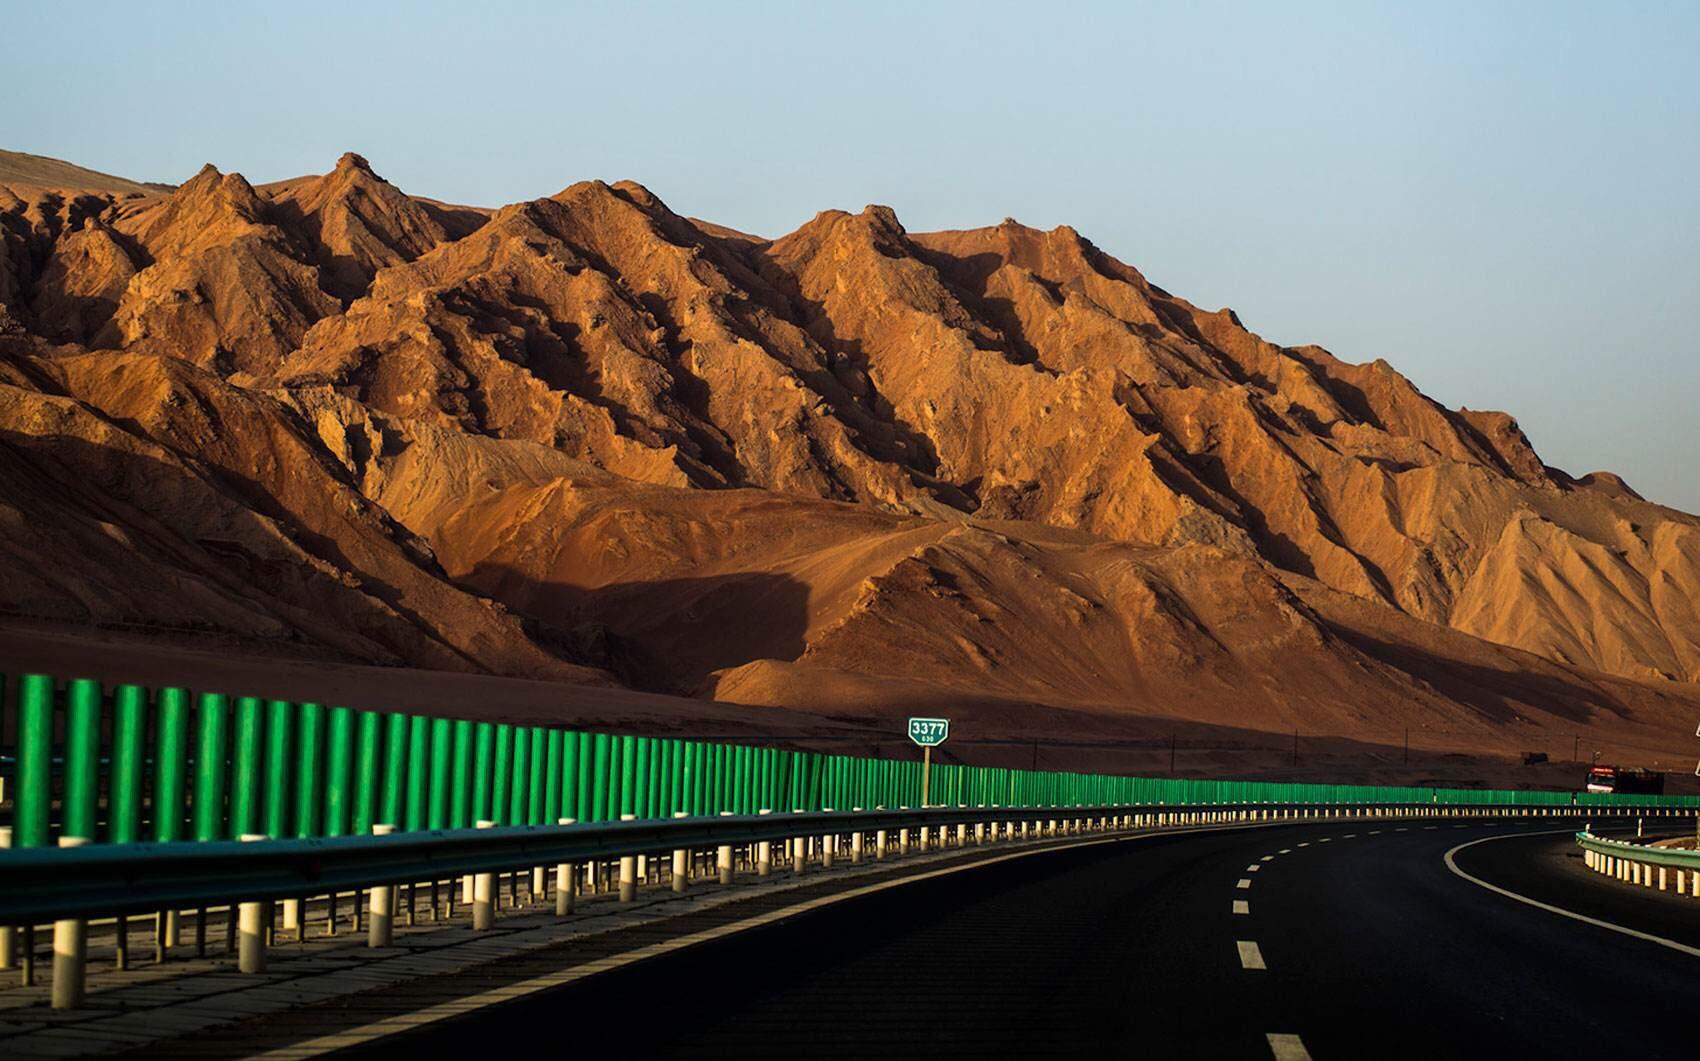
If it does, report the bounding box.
[1585,765,1665,795]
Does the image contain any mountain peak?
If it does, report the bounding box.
[335,151,374,175]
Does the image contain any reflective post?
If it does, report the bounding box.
[0,828,12,970]
[51,836,90,1009]
[238,834,269,971]
[620,813,639,901]
[717,811,735,884]
[672,811,691,893]
[473,821,497,929]
[556,818,577,916]
[757,809,773,877]
[367,824,397,946]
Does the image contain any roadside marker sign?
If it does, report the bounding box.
[907,717,950,747]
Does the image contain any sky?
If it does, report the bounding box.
[9,1,1699,511]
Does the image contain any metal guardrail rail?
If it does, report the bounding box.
[2,802,1679,925]
[1574,829,1700,899]
[1,798,1681,1010]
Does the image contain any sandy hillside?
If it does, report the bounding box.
[1,149,1696,788]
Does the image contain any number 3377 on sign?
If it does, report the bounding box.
[907,717,949,747]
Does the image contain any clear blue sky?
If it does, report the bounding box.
[12,1,1698,511]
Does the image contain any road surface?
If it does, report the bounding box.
[354,817,1697,1059]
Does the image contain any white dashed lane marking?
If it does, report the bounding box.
[1343,833,1356,839]
[1267,1032,1313,1060]
[1236,878,1253,889]
[1278,848,1292,854]
[1297,842,1310,848]
[1260,855,1275,862]
[1246,864,1262,872]
[1233,900,1250,915]
[1319,837,1332,843]
[1237,940,1267,970]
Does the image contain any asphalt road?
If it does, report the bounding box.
[354,818,1697,1059]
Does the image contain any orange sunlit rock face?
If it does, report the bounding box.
[2,148,1696,766]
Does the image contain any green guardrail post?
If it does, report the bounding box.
[63,678,102,843]
[544,729,563,823]
[154,688,190,843]
[192,693,230,842]
[352,710,381,837]
[295,703,324,838]
[451,720,473,829]
[510,726,532,825]
[634,737,652,820]
[16,674,56,848]
[528,727,546,825]
[617,737,636,819]
[565,731,585,821]
[405,715,430,833]
[109,685,147,843]
[591,733,610,822]
[325,707,354,837]
[472,722,494,824]
[229,696,264,839]
[492,724,513,825]
[381,712,408,829]
[429,718,452,830]
[263,701,293,838]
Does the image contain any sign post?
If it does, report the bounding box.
[907,717,950,807]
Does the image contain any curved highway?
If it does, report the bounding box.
[350,819,1695,1059]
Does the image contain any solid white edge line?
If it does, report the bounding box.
[1266,1032,1312,1060]
[1442,829,1700,960]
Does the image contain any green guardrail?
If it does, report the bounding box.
[1,671,1695,850]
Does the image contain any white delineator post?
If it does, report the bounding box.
[473,820,497,929]
[0,827,13,970]
[51,836,90,1010]
[756,809,773,877]
[619,814,639,902]
[556,818,577,916]
[672,812,691,894]
[717,811,735,885]
[367,824,398,947]
[238,834,269,972]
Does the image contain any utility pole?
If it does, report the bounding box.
[1573,734,1580,762]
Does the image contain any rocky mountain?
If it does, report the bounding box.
[2,150,1696,772]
